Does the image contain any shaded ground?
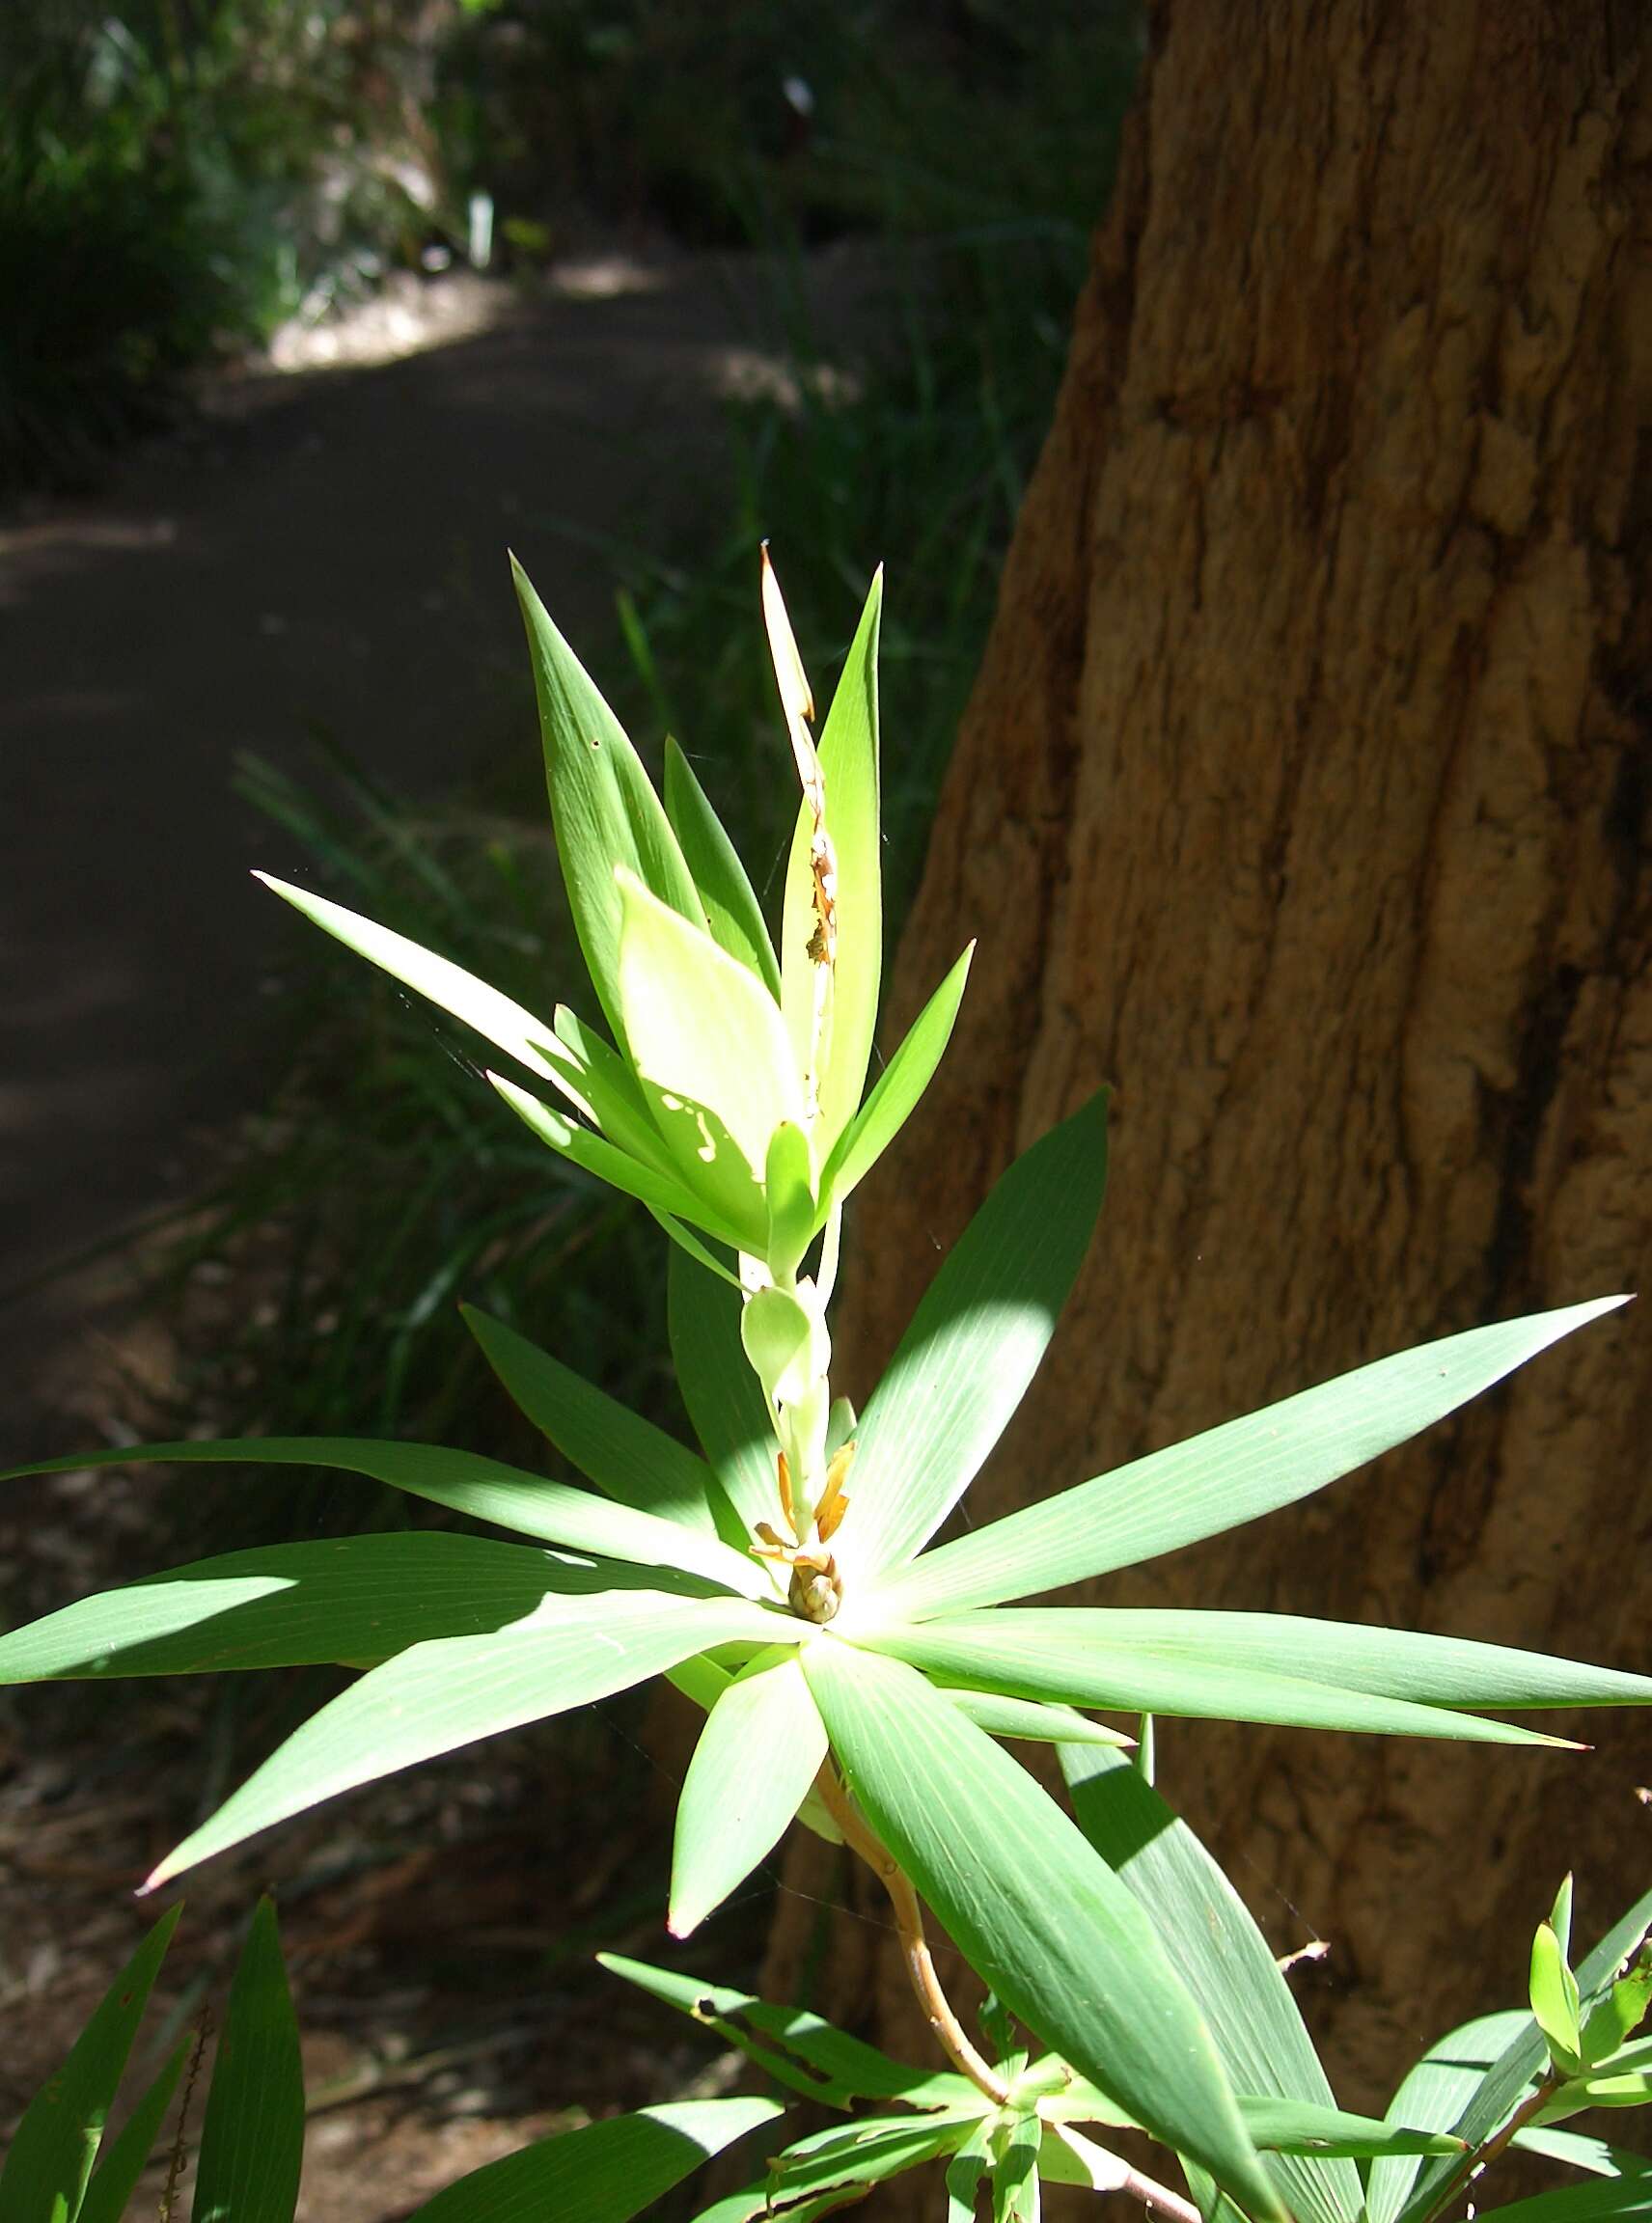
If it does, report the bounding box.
[0,246,876,2215]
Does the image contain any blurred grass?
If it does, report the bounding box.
[96,4,1142,1556]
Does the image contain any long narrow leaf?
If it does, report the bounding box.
[818,944,974,1212]
[876,1298,1629,1620]
[146,1593,792,1887]
[664,737,781,998]
[1367,2011,1539,2223]
[839,1089,1109,1587]
[0,1532,712,1684]
[0,1905,181,2223]
[779,571,882,1153]
[1467,2182,1652,2223]
[945,1688,1132,1748]
[405,2098,783,2223]
[2,1437,765,1598]
[193,1898,304,2223]
[872,1619,1571,1744]
[1062,1744,1362,2223]
[670,1650,827,1935]
[803,1638,1282,2221]
[513,557,705,1045]
[598,1954,975,2111]
[75,2042,188,2223]
[462,1305,729,1537]
[669,1249,778,1541]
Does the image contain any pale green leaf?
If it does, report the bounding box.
[1583,1948,1652,2068]
[943,1688,1132,1748]
[513,557,704,1044]
[1516,2131,1652,2179]
[550,1004,696,1176]
[764,1121,817,1282]
[670,1650,827,1935]
[1367,2012,1531,2223]
[664,737,782,998]
[877,1298,1630,1620]
[406,2098,783,2223]
[839,1090,1109,1588]
[991,2108,1042,2223]
[146,1592,792,1885]
[0,1904,180,2223]
[669,1249,779,1543]
[617,867,802,1210]
[1533,1922,1585,2072]
[194,1898,304,2223]
[1235,2102,1463,2159]
[75,2043,188,2223]
[1061,1743,1362,2223]
[599,1953,977,2112]
[462,1304,730,1538]
[780,570,882,1154]
[1466,2180,1652,2223]
[818,944,974,1212]
[871,1616,1572,1744]
[254,874,574,1090]
[802,1639,1282,2221]
[1,1436,764,1597]
[488,1070,756,1251]
[948,2120,998,2220]
[763,2113,979,2207]
[0,1532,713,1684]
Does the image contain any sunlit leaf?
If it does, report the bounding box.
[463,1304,730,1537]
[780,571,882,1153]
[1062,1744,1361,2223]
[878,1298,1630,1620]
[75,2042,188,2223]
[146,1592,793,1886]
[818,944,974,1212]
[991,2108,1042,2222]
[1,1437,764,1597]
[664,737,781,998]
[670,1650,827,1935]
[943,1688,1132,1749]
[669,1249,778,1542]
[193,1898,304,2223]
[513,556,704,1045]
[1533,1919,1585,2073]
[840,1089,1109,1587]
[803,1639,1281,2220]
[406,2098,783,2223]
[0,1904,180,2223]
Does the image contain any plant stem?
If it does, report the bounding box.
[811,1762,1207,2223]
[812,1760,1009,2104]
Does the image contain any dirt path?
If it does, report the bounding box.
[0,247,876,2218]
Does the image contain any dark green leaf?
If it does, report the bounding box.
[194,1898,304,2223]
[669,1249,778,1543]
[664,737,782,998]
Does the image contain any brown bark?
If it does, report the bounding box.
[770,0,1652,2150]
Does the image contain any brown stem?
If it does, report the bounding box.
[810,1763,1208,2223]
[812,1760,1009,2104]
[1416,2071,1560,2223]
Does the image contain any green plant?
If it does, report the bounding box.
[5,557,1648,2217]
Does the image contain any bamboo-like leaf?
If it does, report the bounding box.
[405,2098,783,2223]
[462,1304,730,1538]
[1583,1948,1652,2067]
[779,571,882,1152]
[1398,1892,1652,2223]
[254,874,575,1088]
[669,1248,779,1541]
[871,1617,1572,1744]
[764,1121,817,1282]
[1533,1921,1585,2072]
[488,1070,757,1251]
[551,1004,696,1176]
[599,1953,977,2112]
[944,1688,1132,1749]
[1235,2102,1463,2159]
[817,944,974,1213]
[1061,1743,1362,2223]
[1463,2181,1652,2223]
[145,1593,792,1887]
[0,1532,716,1684]
[876,1297,1630,1620]
[991,2109,1042,2223]
[803,1639,1282,2221]
[760,2113,981,2209]
[617,869,802,1200]
[839,1090,1109,1588]
[670,1650,827,1935]
[948,2121,998,2220]
[75,2043,188,2223]
[1516,2132,1652,2180]
[193,1898,304,2223]
[1366,2012,1532,2223]
[513,556,705,1044]
[1,1437,764,1597]
[0,1904,180,2223]
[664,737,782,997]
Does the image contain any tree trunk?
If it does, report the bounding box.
[770,0,1652,2147]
